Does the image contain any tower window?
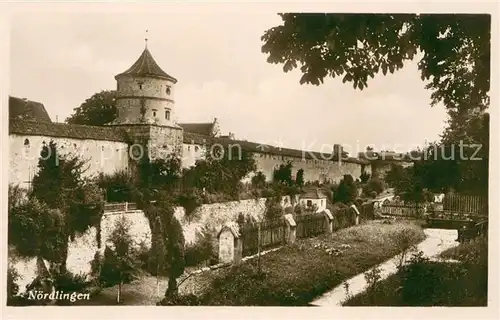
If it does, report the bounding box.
[166,86,171,95]
[153,111,157,117]
[138,82,143,90]
[165,110,170,120]
[24,138,29,146]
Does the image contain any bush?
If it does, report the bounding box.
[360,171,371,183]
[176,189,203,217]
[184,227,215,267]
[97,171,136,203]
[52,270,90,292]
[157,294,201,305]
[295,169,305,187]
[334,175,357,204]
[7,267,20,297]
[363,178,385,196]
[251,171,267,188]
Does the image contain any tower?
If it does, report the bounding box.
[114,42,178,126]
[111,37,184,162]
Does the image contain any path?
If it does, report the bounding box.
[311,228,459,306]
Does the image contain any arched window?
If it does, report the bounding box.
[166,85,171,95]
[24,138,30,146]
[165,110,170,120]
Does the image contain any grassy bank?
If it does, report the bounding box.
[198,220,425,306]
[344,237,488,306]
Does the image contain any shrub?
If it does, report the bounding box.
[360,171,371,183]
[184,227,215,267]
[157,294,201,305]
[295,169,305,187]
[135,240,151,271]
[264,196,283,221]
[52,270,90,293]
[273,162,293,186]
[334,175,357,204]
[97,171,136,203]
[363,178,385,196]
[251,171,267,188]
[7,267,20,297]
[176,189,203,217]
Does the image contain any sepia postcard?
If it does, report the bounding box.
[1,1,498,320]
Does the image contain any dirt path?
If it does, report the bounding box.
[310,228,459,306]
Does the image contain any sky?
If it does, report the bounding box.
[9,7,449,156]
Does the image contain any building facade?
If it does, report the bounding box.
[9,44,408,191]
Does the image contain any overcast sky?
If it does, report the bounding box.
[9,8,449,155]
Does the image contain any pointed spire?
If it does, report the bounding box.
[115,35,177,83]
[145,29,148,49]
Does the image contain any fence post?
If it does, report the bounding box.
[283,214,296,244]
[350,205,361,225]
[124,202,128,212]
[323,209,334,234]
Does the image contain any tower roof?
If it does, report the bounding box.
[115,48,177,83]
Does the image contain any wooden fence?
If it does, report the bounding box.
[378,203,426,218]
[241,219,286,257]
[443,193,488,216]
[295,213,327,239]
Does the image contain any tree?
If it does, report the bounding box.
[251,171,267,189]
[29,141,104,271]
[8,191,66,263]
[359,171,371,184]
[334,174,357,204]
[273,162,293,186]
[295,169,305,187]
[182,144,256,197]
[99,216,141,304]
[66,90,117,126]
[145,198,185,300]
[261,14,490,112]
[385,164,405,188]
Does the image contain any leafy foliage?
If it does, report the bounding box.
[384,164,405,188]
[334,174,357,204]
[66,90,117,126]
[362,178,385,196]
[98,216,141,288]
[273,161,293,186]
[184,226,216,267]
[8,194,66,262]
[262,14,490,111]
[295,169,305,187]
[7,267,20,297]
[31,141,104,238]
[182,144,256,198]
[97,171,137,203]
[144,198,186,298]
[360,171,371,184]
[138,154,182,191]
[251,171,267,189]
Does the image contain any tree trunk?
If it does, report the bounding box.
[165,276,178,299]
[117,281,122,304]
[257,223,261,275]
